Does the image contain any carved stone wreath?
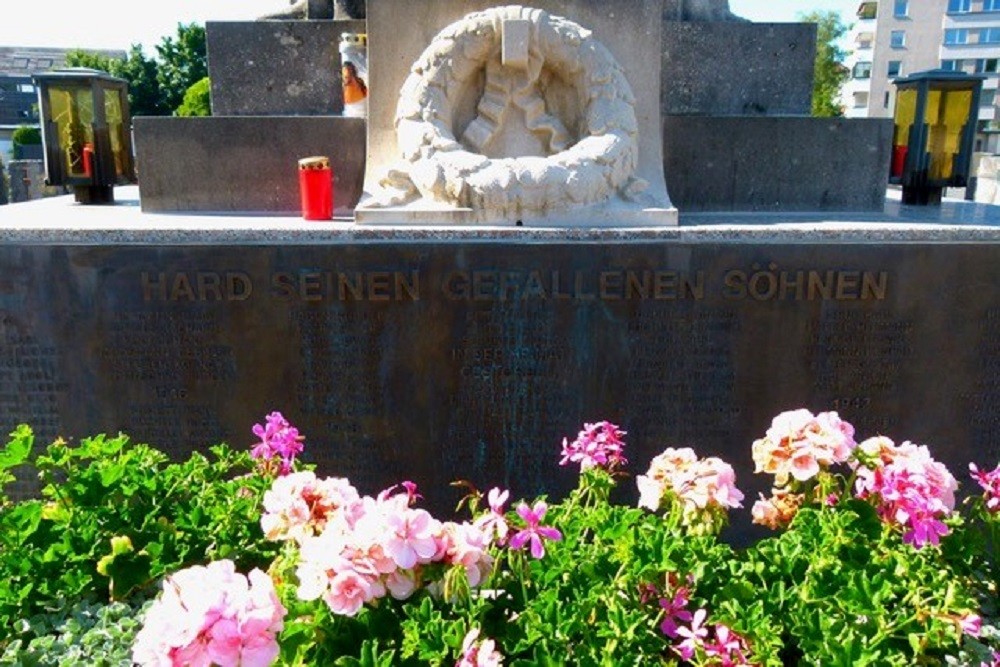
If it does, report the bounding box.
[374,5,644,220]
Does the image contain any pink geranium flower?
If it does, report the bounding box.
[637,447,744,530]
[383,507,440,569]
[970,463,1000,512]
[751,409,856,487]
[474,487,511,546]
[456,628,504,667]
[323,569,373,617]
[854,438,957,549]
[674,608,709,661]
[251,411,305,475]
[559,421,628,472]
[508,501,562,559]
[132,560,285,667]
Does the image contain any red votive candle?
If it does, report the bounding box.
[298,156,333,220]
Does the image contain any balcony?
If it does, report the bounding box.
[857,1,877,20]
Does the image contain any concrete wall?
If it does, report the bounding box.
[134,116,366,215]
[663,115,894,211]
[134,114,894,215]
[661,21,816,116]
[206,19,366,116]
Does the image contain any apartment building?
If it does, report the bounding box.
[841,0,1000,150]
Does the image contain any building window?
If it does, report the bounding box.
[948,0,971,12]
[980,89,996,107]
[893,0,908,17]
[891,30,906,47]
[981,27,1000,44]
[945,28,969,45]
[942,59,960,71]
[888,60,903,77]
[976,58,999,73]
[853,61,873,79]
[885,91,891,108]
[985,0,1000,10]
[853,92,869,108]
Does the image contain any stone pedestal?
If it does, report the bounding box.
[1,193,999,541]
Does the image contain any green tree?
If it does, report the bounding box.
[66,46,166,117]
[799,10,850,117]
[114,45,168,117]
[155,23,207,115]
[66,23,206,117]
[64,49,121,74]
[176,77,212,117]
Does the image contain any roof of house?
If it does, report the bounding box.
[0,46,127,77]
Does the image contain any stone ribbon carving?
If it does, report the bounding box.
[370,5,645,222]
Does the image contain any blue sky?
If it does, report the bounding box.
[0,0,860,52]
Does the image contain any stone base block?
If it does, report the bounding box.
[663,115,893,212]
[207,19,366,116]
[0,231,997,542]
[662,21,816,116]
[133,116,366,215]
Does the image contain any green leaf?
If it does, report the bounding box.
[0,425,33,470]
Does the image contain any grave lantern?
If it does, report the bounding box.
[33,68,137,204]
[889,69,983,205]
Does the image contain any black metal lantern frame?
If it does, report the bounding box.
[33,68,137,204]
[889,69,984,205]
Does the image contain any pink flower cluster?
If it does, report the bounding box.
[456,628,504,667]
[636,447,744,529]
[262,476,501,616]
[970,463,1000,513]
[653,574,753,666]
[751,409,856,487]
[132,560,286,667]
[250,411,304,476]
[559,421,628,472]
[853,437,958,549]
[260,471,362,544]
[751,409,856,530]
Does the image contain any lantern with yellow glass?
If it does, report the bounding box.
[33,68,137,204]
[889,69,984,205]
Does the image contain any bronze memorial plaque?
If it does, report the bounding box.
[0,242,997,540]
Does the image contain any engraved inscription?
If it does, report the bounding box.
[809,311,913,433]
[626,306,741,444]
[967,307,1000,460]
[447,303,573,494]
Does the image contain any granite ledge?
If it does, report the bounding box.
[1,187,999,245]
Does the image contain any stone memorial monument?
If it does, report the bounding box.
[355,1,676,226]
[1,0,998,544]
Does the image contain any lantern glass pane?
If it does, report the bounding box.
[926,88,972,180]
[47,85,95,179]
[891,88,918,178]
[105,89,127,178]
